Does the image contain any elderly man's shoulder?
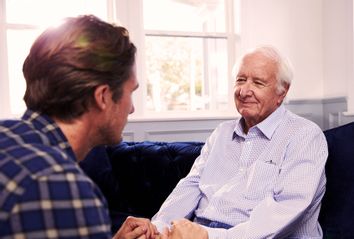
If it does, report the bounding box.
[214,119,239,131]
[285,109,323,134]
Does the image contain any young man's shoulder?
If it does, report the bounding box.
[0,118,83,190]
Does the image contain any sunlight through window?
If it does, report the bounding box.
[143,0,230,113]
[5,0,107,115]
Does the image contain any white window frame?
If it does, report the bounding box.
[0,0,239,120]
[121,0,239,120]
[0,0,10,119]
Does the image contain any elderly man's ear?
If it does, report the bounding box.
[278,85,289,104]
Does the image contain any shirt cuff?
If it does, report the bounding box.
[152,219,171,233]
[203,226,228,239]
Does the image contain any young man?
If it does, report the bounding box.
[0,15,157,239]
[154,46,328,239]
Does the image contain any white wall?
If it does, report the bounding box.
[123,118,227,142]
[323,0,352,97]
[323,0,354,113]
[240,0,324,100]
[239,0,354,111]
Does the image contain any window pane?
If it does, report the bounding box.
[143,0,225,32]
[6,0,107,25]
[7,29,42,115]
[5,0,108,116]
[145,36,228,112]
[204,38,229,111]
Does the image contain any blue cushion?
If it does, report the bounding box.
[320,122,354,238]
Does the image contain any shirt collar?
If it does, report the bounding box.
[22,109,76,161]
[233,104,286,140]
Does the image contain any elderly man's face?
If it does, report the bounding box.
[234,52,288,131]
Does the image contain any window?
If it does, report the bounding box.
[0,0,108,117]
[0,0,238,119]
[142,0,238,117]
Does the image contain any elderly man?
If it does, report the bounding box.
[154,46,328,239]
[0,15,158,239]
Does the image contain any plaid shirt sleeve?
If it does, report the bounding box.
[0,153,112,239]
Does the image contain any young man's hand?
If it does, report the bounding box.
[113,216,159,239]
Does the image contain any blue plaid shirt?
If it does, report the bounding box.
[0,110,112,238]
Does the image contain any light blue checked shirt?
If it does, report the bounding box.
[152,105,328,239]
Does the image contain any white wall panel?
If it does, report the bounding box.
[240,0,324,100]
[145,129,214,142]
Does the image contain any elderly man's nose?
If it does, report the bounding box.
[239,83,252,97]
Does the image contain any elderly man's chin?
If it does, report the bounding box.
[237,106,256,117]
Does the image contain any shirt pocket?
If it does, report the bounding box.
[244,159,279,200]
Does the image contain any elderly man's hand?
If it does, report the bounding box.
[156,219,208,239]
[113,216,159,239]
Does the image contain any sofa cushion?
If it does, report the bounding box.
[320,122,354,238]
[108,141,203,216]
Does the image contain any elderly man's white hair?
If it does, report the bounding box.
[232,45,294,94]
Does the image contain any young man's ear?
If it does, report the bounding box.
[93,84,111,110]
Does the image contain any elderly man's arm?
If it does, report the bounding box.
[151,125,223,232]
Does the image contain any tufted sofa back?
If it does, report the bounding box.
[80,141,203,232]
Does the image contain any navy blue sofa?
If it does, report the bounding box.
[80,122,354,238]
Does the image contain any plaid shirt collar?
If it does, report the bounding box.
[21,109,76,161]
